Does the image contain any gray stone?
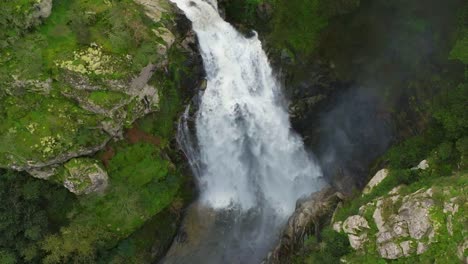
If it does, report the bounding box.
[348,233,368,250]
[378,242,403,259]
[363,169,388,195]
[373,199,387,232]
[399,199,433,239]
[333,221,343,233]
[27,166,58,179]
[376,231,393,244]
[400,241,413,257]
[457,239,468,263]
[417,242,428,255]
[414,160,429,170]
[342,215,370,235]
[62,158,108,195]
[32,0,53,21]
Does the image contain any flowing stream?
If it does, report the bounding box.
[164,0,324,263]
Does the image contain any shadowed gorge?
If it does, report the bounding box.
[163,0,324,262]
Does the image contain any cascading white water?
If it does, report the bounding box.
[170,0,324,262]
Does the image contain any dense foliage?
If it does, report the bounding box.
[0,170,75,263]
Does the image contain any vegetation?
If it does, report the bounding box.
[224,0,360,56]
[0,0,176,168]
[37,44,191,263]
[0,169,75,263]
[293,227,351,264]
[1,0,466,263]
[292,2,468,262]
[0,0,192,263]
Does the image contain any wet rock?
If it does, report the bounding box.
[264,187,343,264]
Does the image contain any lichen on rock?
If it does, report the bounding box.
[60,158,108,195]
[333,170,467,260]
[0,0,180,193]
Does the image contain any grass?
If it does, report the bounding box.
[0,92,107,167]
[88,90,129,109]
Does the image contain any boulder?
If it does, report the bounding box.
[412,159,429,170]
[61,158,108,195]
[340,215,370,250]
[342,215,370,234]
[30,0,53,23]
[363,169,388,195]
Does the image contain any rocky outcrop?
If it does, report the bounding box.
[1,0,182,195]
[61,158,108,195]
[363,168,388,194]
[334,165,467,261]
[264,187,344,264]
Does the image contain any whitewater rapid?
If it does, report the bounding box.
[168,0,324,262]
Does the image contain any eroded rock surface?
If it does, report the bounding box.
[264,187,343,264]
[334,166,467,261]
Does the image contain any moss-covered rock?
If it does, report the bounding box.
[59,158,108,195]
[334,170,467,262]
[0,0,178,178]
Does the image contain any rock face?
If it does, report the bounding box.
[264,187,343,264]
[334,166,467,261]
[0,0,181,194]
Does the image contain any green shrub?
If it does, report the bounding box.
[296,227,351,264]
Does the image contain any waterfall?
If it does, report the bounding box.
[169,0,324,262]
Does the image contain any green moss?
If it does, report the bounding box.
[268,0,328,56]
[88,90,129,110]
[40,141,184,263]
[0,0,177,169]
[0,92,107,167]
